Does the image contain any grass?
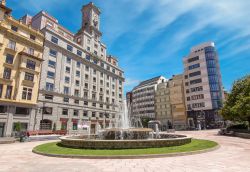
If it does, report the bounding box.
[33,139,218,156]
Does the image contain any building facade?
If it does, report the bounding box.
[25,3,124,134]
[183,42,224,129]
[0,1,44,137]
[131,76,166,120]
[169,74,187,129]
[155,75,187,130]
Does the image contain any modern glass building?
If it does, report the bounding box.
[183,42,224,129]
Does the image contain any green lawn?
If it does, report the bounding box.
[33,139,218,156]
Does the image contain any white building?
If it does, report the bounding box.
[131,76,166,120]
[23,2,124,134]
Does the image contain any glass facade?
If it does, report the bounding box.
[205,46,223,109]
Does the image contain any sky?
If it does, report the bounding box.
[7,0,250,93]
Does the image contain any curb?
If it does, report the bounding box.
[32,144,220,159]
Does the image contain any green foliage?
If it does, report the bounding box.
[220,75,250,124]
[14,122,21,132]
[33,139,218,156]
[227,124,248,130]
[141,118,150,128]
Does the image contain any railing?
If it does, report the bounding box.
[7,44,17,51]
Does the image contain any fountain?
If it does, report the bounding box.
[60,100,191,149]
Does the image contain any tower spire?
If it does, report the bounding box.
[1,0,6,6]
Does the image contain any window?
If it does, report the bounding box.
[43,107,52,114]
[93,59,98,64]
[67,45,73,52]
[188,63,200,70]
[190,78,202,85]
[85,66,89,71]
[100,72,103,77]
[63,97,69,103]
[65,76,70,83]
[86,55,91,61]
[25,42,32,52]
[112,68,115,73]
[5,54,14,64]
[84,83,88,89]
[5,85,12,99]
[47,71,55,79]
[30,34,36,40]
[48,60,56,68]
[87,46,90,51]
[83,111,88,117]
[3,67,11,79]
[76,61,81,68]
[15,92,24,104]
[100,104,103,108]
[65,67,70,73]
[92,112,96,117]
[8,40,16,50]
[93,69,96,75]
[15,107,29,115]
[93,77,96,82]
[74,99,79,104]
[85,74,89,80]
[49,49,57,57]
[93,85,96,90]
[74,110,79,116]
[189,71,201,77]
[76,71,80,77]
[64,87,69,95]
[0,84,3,98]
[26,59,36,70]
[27,47,34,55]
[77,50,82,56]
[51,36,58,44]
[24,72,34,81]
[73,123,78,130]
[84,101,88,106]
[46,82,54,91]
[101,63,104,68]
[107,66,110,71]
[11,25,18,32]
[74,89,79,97]
[62,109,68,115]
[66,57,71,63]
[0,105,7,113]
[188,56,199,63]
[45,94,53,100]
[191,86,203,92]
[191,94,204,100]
[75,80,80,86]
[92,103,96,107]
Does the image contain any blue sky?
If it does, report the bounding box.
[8,0,250,93]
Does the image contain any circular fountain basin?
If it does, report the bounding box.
[99,128,154,140]
[60,129,191,149]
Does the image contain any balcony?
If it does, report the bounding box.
[6,44,18,52]
[0,73,14,81]
[19,48,43,61]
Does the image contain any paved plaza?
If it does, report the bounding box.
[0,130,249,172]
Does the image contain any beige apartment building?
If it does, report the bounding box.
[155,75,187,130]
[183,42,224,129]
[0,1,44,137]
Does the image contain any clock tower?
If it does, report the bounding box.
[81,2,102,39]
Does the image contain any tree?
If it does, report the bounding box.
[220,75,250,125]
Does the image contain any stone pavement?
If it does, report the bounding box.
[0,130,249,172]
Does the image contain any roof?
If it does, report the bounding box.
[134,76,164,90]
